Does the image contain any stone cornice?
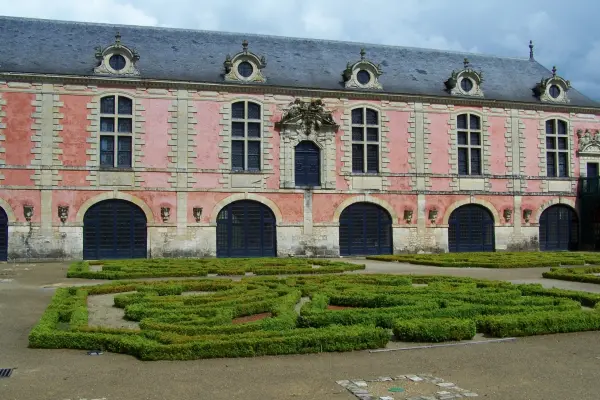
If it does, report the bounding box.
[1,72,600,114]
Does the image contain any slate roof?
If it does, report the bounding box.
[0,16,597,107]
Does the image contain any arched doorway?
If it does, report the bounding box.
[0,207,7,261]
[539,205,579,251]
[448,204,495,252]
[339,202,392,256]
[295,141,320,187]
[83,200,147,260]
[216,200,277,257]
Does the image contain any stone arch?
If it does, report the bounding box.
[535,198,577,224]
[333,195,398,224]
[76,192,155,223]
[0,198,16,223]
[210,193,283,225]
[442,198,500,225]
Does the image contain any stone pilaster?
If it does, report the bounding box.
[422,107,432,190]
[133,97,146,187]
[412,102,426,190]
[29,84,59,231]
[0,93,5,181]
[536,112,548,191]
[217,100,232,187]
[85,96,100,186]
[481,110,492,191]
[380,106,391,190]
[447,112,459,191]
[338,99,353,188]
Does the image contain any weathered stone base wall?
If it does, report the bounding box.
[0,189,577,261]
[5,224,544,261]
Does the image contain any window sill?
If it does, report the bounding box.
[99,166,133,172]
[230,170,263,174]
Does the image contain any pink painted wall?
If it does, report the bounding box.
[0,189,41,223]
[428,112,451,174]
[193,100,221,170]
[59,94,92,168]
[3,92,35,186]
[488,116,508,175]
[386,110,411,174]
[140,98,171,169]
[140,172,172,189]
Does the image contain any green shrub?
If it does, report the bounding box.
[29,274,600,361]
[67,258,365,280]
[478,311,600,337]
[392,318,476,342]
[367,252,600,269]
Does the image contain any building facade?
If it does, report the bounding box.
[0,17,598,261]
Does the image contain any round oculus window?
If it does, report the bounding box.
[108,54,127,71]
[357,70,371,85]
[549,84,561,99]
[460,77,474,92]
[237,61,254,78]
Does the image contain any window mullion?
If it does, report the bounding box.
[113,115,118,167]
[363,125,367,173]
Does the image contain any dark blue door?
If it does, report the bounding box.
[216,200,276,257]
[539,205,578,251]
[448,205,495,252]
[83,200,147,260]
[0,207,7,261]
[295,141,320,187]
[339,203,392,256]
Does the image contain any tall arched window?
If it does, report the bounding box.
[457,113,482,175]
[99,95,133,168]
[351,107,379,173]
[545,119,569,177]
[231,101,262,171]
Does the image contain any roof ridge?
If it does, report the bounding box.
[0,15,533,63]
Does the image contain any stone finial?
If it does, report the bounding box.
[242,39,249,52]
[529,40,534,60]
[552,66,557,77]
[115,31,121,44]
[463,58,470,69]
[360,48,366,60]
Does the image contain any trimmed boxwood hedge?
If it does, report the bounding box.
[67,258,365,280]
[542,267,600,285]
[29,274,600,360]
[368,252,600,269]
[393,318,476,342]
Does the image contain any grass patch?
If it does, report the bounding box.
[30,275,600,360]
[542,267,600,285]
[367,252,600,268]
[67,258,364,280]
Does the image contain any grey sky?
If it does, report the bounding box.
[0,0,598,99]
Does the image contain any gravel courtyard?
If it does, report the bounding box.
[1,260,599,400]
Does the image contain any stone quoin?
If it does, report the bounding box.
[0,16,598,260]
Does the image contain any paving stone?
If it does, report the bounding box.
[407,375,424,382]
[420,397,437,400]
[353,380,368,387]
[377,376,393,382]
[437,391,452,396]
[352,388,369,395]
[437,382,456,388]
[463,393,479,397]
[336,380,351,386]
[379,397,394,400]
[394,375,407,380]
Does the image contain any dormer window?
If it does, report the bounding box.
[460,77,474,92]
[342,49,383,90]
[534,66,571,103]
[94,32,140,76]
[445,58,484,97]
[223,40,267,83]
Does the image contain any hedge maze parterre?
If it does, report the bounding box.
[369,252,600,268]
[30,274,600,360]
[67,258,365,279]
[543,266,600,285]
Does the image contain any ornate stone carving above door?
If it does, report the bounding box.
[276,99,339,189]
